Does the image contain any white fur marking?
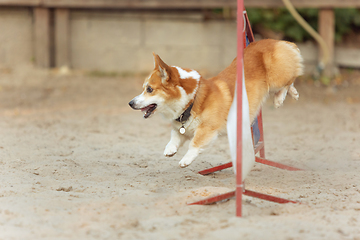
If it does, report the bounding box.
[135,92,146,103]
[131,90,165,110]
[179,145,200,167]
[164,130,183,157]
[173,66,200,82]
[288,83,299,100]
[156,86,192,120]
[174,66,200,101]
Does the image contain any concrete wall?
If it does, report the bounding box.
[70,11,237,75]
[0,8,358,74]
[0,8,33,67]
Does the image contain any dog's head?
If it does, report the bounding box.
[129,53,200,120]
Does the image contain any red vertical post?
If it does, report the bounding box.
[236,0,244,217]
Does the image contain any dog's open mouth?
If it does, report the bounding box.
[141,104,157,118]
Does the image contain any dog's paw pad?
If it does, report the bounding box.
[165,152,177,157]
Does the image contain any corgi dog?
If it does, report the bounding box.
[129,39,304,168]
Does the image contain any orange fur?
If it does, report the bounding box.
[244,39,303,120]
[129,39,304,167]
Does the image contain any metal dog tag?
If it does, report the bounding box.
[179,126,186,135]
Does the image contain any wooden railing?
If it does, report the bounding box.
[1,0,359,72]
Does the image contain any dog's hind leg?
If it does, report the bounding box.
[274,86,289,108]
[288,83,299,100]
[274,82,299,108]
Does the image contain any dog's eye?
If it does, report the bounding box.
[146,86,153,93]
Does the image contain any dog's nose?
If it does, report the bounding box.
[128,100,135,109]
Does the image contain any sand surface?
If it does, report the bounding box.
[0,66,360,240]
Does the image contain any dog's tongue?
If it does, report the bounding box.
[141,106,151,112]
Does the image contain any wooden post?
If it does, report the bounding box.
[55,8,70,68]
[34,7,51,68]
[318,8,335,77]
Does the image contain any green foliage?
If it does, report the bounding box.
[334,8,360,42]
[247,8,360,42]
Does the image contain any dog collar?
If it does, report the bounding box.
[175,102,194,134]
[175,79,199,134]
[175,102,193,123]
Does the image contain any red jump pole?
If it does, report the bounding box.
[236,0,244,217]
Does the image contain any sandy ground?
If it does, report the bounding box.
[0,65,360,240]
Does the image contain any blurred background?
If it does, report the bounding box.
[0,0,359,80]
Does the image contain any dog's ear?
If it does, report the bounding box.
[153,53,171,84]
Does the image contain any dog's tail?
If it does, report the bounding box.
[262,40,304,91]
[282,41,304,77]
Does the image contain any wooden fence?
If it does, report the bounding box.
[1,0,359,70]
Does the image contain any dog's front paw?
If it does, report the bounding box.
[179,157,194,168]
[179,146,199,168]
[164,143,177,157]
